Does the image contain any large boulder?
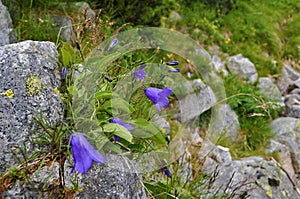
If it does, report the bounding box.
[0,40,63,174]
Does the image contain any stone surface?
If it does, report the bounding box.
[52,15,74,43]
[227,54,258,83]
[208,103,240,141]
[178,79,216,122]
[210,55,228,76]
[0,0,14,46]
[74,155,147,199]
[258,77,282,101]
[202,156,299,199]
[269,117,300,178]
[0,40,63,174]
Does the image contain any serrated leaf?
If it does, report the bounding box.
[103,123,133,142]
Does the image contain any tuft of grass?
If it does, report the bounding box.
[219,75,281,158]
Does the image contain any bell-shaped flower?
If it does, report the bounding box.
[110,118,134,142]
[144,87,172,111]
[134,69,146,80]
[166,61,179,66]
[168,68,180,73]
[70,133,106,174]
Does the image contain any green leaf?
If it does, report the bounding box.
[60,41,74,66]
[103,123,133,142]
[94,91,114,100]
[132,119,167,146]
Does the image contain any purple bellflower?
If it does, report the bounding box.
[62,67,67,79]
[159,166,172,178]
[70,133,106,174]
[110,118,134,142]
[166,61,179,66]
[134,69,147,80]
[163,167,172,177]
[108,39,118,51]
[168,68,180,72]
[144,87,172,111]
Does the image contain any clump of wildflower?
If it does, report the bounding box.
[70,133,106,174]
[144,87,172,112]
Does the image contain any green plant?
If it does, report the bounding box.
[221,75,281,157]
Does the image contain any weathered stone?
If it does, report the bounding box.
[208,103,240,141]
[270,117,300,178]
[178,79,216,122]
[210,55,228,76]
[227,54,258,83]
[0,40,63,174]
[277,65,300,95]
[202,156,299,199]
[0,0,14,46]
[74,155,147,199]
[258,77,282,101]
[52,15,74,43]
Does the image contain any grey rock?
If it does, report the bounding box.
[284,105,300,118]
[75,155,147,199]
[266,140,295,177]
[55,2,95,19]
[282,64,300,81]
[210,55,228,76]
[195,48,211,60]
[52,15,74,43]
[227,54,258,83]
[277,64,300,95]
[202,156,299,199]
[178,79,216,122]
[0,40,63,174]
[208,103,240,141]
[0,0,14,46]
[270,117,300,177]
[258,77,282,101]
[151,114,170,134]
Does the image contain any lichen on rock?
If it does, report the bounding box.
[1,88,14,98]
[26,74,45,96]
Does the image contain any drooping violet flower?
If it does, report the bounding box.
[166,61,179,66]
[168,68,180,73]
[110,118,134,142]
[144,87,172,112]
[70,133,106,174]
[108,39,118,51]
[163,167,172,177]
[104,75,113,82]
[62,67,67,79]
[159,166,172,177]
[134,69,146,80]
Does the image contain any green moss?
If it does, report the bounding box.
[26,74,45,96]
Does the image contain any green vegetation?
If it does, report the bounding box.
[1,0,300,198]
